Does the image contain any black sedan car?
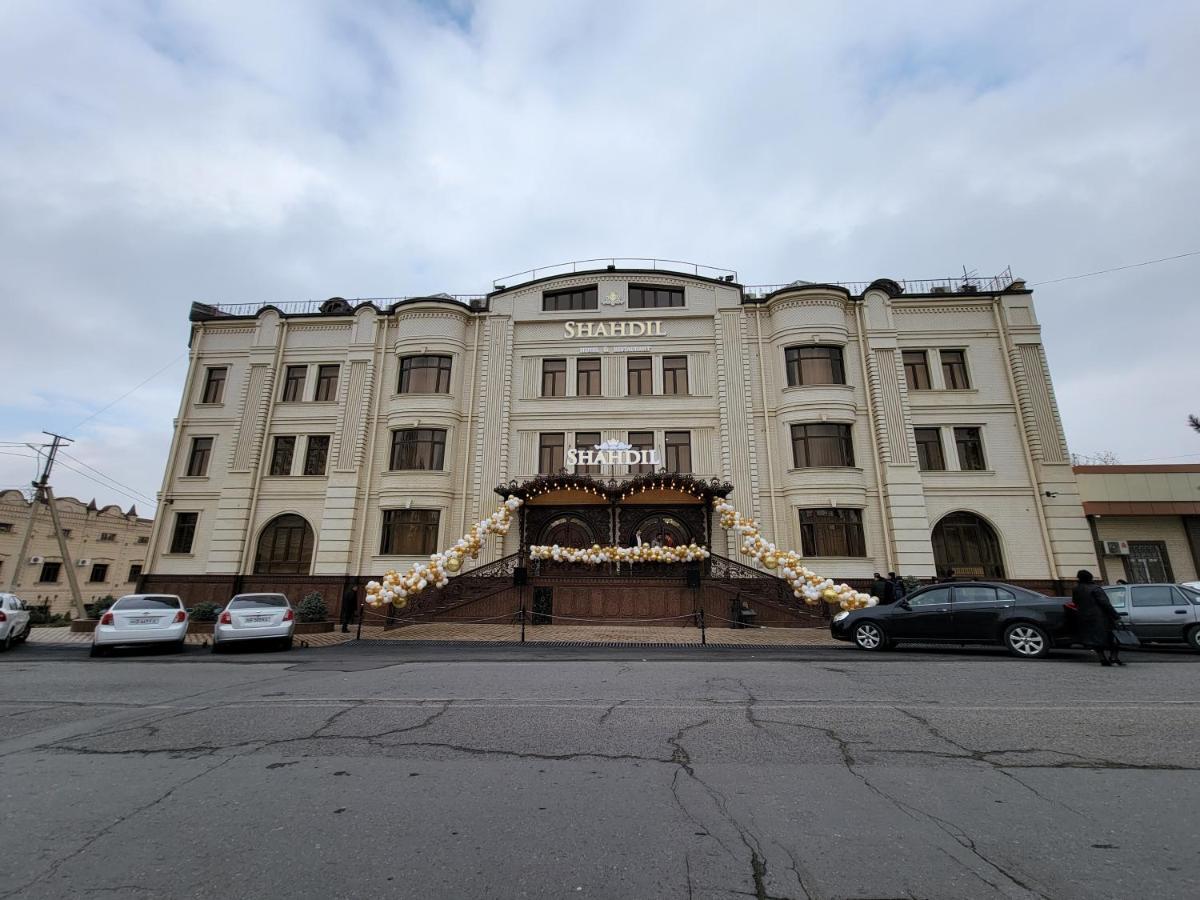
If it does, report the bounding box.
[831,581,1073,657]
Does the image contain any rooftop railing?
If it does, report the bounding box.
[201,296,484,316]
[743,267,1015,299]
[492,257,738,289]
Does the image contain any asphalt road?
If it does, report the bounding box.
[1,641,1198,899]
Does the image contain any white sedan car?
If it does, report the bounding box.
[91,594,188,657]
[212,593,295,652]
[0,593,32,651]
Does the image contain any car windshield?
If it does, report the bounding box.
[1181,585,1200,604]
[113,596,181,610]
[229,595,289,609]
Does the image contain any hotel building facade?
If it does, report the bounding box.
[142,261,1097,621]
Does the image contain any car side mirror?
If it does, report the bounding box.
[898,599,911,611]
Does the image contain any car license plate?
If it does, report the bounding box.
[247,616,272,624]
[131,617,159,625]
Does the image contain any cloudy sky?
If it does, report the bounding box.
[2,0,1198,513]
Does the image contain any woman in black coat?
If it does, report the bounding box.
[1071,570,1123,666]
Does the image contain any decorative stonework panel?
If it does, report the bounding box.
[334,360,370,472]
[231,363,272,473]
[873,348,911,464]
[1014,343,1068,463]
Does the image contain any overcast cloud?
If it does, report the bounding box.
[2,0,1198,513]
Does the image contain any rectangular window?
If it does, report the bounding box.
[398,355,452,393]
[1131,585,1176,607]
[954,427,986,471]
[628,431,655,474]
[201,367,227,404]
[790,424,855,468]
[186,436,213,477]
[574,431,601,475]
[38,561,61,583]
[799,508,866,557]
[62,529,71,538]
[314,364,340,401]
[136,535,149,544]
[380,509,440,556]
[270,436,296,476]
[940,350,971,390]
[784,346,845,386]
[282,365,307,402]
[389,428,447,471]
[0,522,13,534]
[903,351,931,391]
[127,563,143,583]
[627,357,653,395]
[914,427,945,471]
[303,435,330,476]
[628,284,684,309]
[543,285,598,311]
[538,433,565,474]
[98,532,117,542]
[665,431,691,473]
[169,513,197,554]
[576,358,601,396]
[541,359,567,397]
[88,563,109,583]
[663,356,688,395]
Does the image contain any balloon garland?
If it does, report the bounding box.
[529,543,710,565]
[364,496,524,609]
[713,498,878,611]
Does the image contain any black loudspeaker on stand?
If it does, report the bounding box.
[513,566,528,586]
[686,563,701,589]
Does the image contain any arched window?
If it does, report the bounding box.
[539,515,596,548]
[633,514,691,548]
[932,512,1004,579]
[254,514,315,575]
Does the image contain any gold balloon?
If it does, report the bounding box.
[763,555,778,570]
[445,556,461,573]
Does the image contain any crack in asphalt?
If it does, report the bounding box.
[0,756,232,899]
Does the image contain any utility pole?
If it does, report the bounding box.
[7,432,87,618]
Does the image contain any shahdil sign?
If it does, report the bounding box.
[566,439,659,469]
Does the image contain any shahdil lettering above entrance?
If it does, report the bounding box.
[566,439,659,469]
[564,320,664,339]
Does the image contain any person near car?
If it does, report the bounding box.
[871,572,888,603]
[888,572,907,602]
[1072,570,1123,666]
[939,568,957,583]
[340,582,358,634]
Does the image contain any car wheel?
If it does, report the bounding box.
[89,644,106,658]
[853,621,888,651]
[0,631,11,652]
[280,635,294,651]
[1005,622,1050,658]
[172,639,186,654]
[1186,625,1200,653]
[211,641,224,654]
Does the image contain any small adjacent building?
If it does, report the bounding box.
[0,490,154,613]
[141,260,1097,619]
[1075,465,1200,584]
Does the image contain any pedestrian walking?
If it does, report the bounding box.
[888,571,907,601]
[340,582,358,633]
[1071,570,1123,666]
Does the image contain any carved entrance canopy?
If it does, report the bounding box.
[495,472,734,554]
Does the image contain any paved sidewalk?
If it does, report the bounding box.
[28,623,837,647]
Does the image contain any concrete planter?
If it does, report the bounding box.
[70,619,334,634]
[70,619,98,633]
[294,620,335,634]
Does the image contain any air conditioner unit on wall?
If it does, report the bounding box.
[28,556,43,565]
[1102,540,1130,556]
[77,558,91,567]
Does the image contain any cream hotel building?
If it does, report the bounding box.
[143,259,1097,617]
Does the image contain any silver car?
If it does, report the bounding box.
[212,593,295,652]
[91,594,188,657]
[1102,583,1200,651]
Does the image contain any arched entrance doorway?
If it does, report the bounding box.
[932,512,1005,579]
[631,513,692,548]
[539,515,597,548]
[254,514,315,575]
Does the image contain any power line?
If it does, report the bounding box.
[69,350,188,431]
[1030,250,1200,287]
[59,450,158,505]
[49,456,157,511]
